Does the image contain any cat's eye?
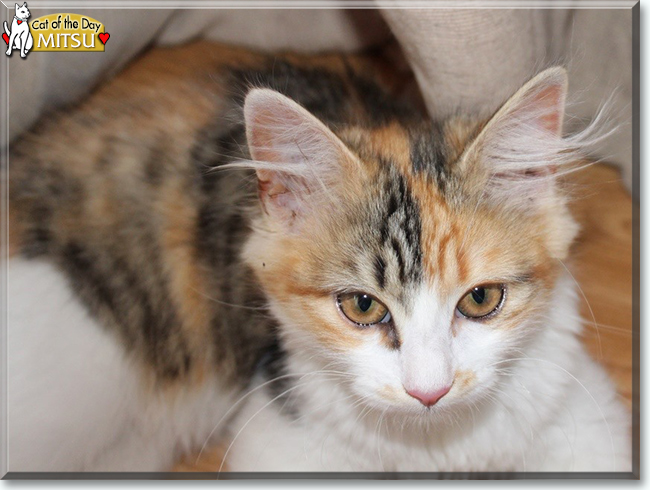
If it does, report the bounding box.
[456,285,505,319]
[337,293,391,326]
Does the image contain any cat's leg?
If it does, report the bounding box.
[19,31,28,58]
[7,257,150,471]
[6,31,16,55]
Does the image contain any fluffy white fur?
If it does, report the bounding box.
[7,257,238,471]
[223,272,631,472]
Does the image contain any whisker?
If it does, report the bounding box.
[489,356,617,466]
[189,285,268,311]
[216,379,317,477]
[196,369,349,464]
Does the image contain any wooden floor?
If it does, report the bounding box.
[174,163,636,472]
[568,163,634,407]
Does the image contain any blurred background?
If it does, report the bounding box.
[4,7,634,190]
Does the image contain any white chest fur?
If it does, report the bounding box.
[6,258,630,472]
[224,273,631,473]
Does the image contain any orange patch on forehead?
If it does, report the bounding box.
[418,202,560,297]
[418,203,467,289]
[455,239,470,285]
[364,123,413,170]
[429,227,452,286]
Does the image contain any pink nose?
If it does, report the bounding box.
[405,385,451,407]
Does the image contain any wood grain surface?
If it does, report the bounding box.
[173,163,636,472]
[568,163,634,407]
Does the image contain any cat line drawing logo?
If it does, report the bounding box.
[4,4,110,58]
[4,2,32,58]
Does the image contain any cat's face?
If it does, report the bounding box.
[243,68,580,417]
[15,3,30,20]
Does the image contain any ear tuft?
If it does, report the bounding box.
[462,67,603,211]
[478,66,570,166]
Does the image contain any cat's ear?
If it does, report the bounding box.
[244,88,357,229]
[462,67,571,210]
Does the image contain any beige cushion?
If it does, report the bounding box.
[4,8,633,190]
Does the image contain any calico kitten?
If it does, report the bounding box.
[7,41,630,472]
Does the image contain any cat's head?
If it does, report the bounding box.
[15,3,30,20]
[241,67,586,416]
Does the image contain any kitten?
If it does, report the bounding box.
[7,41,630,473]
[4,2,33,58]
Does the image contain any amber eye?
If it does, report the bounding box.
[337,293,391,326]
[456,285,505,319]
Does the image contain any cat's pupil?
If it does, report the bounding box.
[471,288,486,304]
[356,295,373,312]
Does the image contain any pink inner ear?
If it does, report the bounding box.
[530,84,564,136]
[256,169,306,226]
[256,169,284,197]
[244,88,358,229]
[247,112,281,164]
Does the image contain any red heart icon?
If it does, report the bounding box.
[2,33,8,45]
[98,32,110,45]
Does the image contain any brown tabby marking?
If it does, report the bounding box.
[159,182,212,354]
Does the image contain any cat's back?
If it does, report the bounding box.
[8,40,401,372]
[6,41,410,471]
[9,40,409,260]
